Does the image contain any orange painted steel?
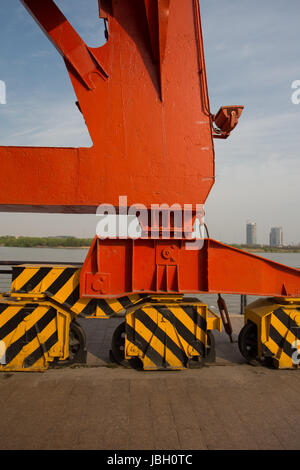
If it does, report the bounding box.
[1,0,300,299]
[80,237,300,298]
[0,0,217,213]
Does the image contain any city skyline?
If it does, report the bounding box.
[245,222,286,247]
[270,226,283,247]
[246,222,257,246]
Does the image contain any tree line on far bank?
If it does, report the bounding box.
[0,236,299,251]
[0,236,93,248]
[231,244,300,253]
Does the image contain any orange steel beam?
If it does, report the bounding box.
[21,0,109,89]
[80,238,300,298]
[0,0,218,213]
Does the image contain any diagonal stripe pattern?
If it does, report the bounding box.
[11,265,145,318]
[263,307,300,368]
[125,303,209,370]
[0,302,58,370]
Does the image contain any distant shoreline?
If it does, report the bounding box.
[0,246,92,250]
[0,245,90,249]
[0,237,299,253]
[231,245,300,254]
[0,236,93,249]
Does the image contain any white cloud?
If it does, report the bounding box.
[0,93,92,147]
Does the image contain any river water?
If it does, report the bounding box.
[0,247,299,314]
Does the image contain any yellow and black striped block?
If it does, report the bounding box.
[0,299,73,371]
[125,299,221,370]
[245,298,300,369]
[11,265,145,318]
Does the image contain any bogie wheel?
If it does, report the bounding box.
[238,322,258,364]
[110,322,142,370]
[205,331,216,363]
[188,331,215,368]
[53,320,87,367]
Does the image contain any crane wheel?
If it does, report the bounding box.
[187,331,215,368]
[238,322,258,364]
[110,322,142,369]
[52,320,87,367]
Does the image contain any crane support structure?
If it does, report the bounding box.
[0,0,218,212]
[0,0,300,371]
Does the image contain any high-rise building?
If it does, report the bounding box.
[246,223,257,246]
[270,227,283,247]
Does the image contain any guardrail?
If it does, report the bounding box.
[0,260,82,266]
[240,295,248,315]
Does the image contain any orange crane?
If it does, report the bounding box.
[0,0,300,371]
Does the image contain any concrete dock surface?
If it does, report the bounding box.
[0,315,300,450]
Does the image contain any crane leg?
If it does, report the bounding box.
[110,296,221,370]
[238,297,300,369]
[0,298,86,372]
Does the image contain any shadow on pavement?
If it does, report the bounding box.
[77,315,246,367]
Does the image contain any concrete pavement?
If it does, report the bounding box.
[1,364,300,450]
[1,315,300,450]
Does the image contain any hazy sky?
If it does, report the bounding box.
[0,0,300,244]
